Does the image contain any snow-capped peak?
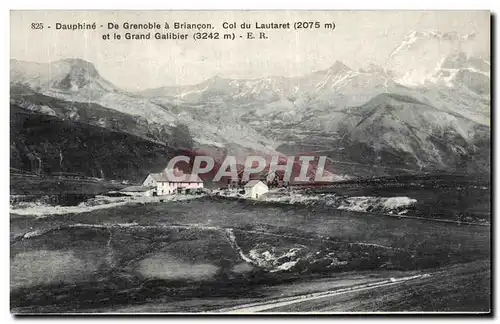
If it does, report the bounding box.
[389,30,477,59]
[387,30,484,87]
[423,52,490,97]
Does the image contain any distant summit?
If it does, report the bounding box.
[386,30,486,86]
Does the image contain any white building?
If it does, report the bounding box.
[142,169,204,195]
[244,180,269,199]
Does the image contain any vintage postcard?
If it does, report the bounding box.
[9,10,491,314]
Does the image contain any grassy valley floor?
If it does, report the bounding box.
[10,197,491,313]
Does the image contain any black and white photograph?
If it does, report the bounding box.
[9,10,491,314]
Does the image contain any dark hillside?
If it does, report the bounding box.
[10,105,178,182]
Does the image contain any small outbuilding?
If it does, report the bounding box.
[244,180,269,199]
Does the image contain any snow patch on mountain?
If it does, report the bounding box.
[389,30,477,59]
[261,190,417,215]
[386,30,488,88]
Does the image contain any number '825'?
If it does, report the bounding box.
[31,23,44,30]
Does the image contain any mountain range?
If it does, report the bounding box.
[10,30,491,181]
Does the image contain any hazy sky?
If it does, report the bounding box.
[10,10,490,91]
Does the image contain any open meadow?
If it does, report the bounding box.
[10,197,490,313]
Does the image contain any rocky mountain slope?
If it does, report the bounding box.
[10,58,276,157]
[10,30,490,180]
